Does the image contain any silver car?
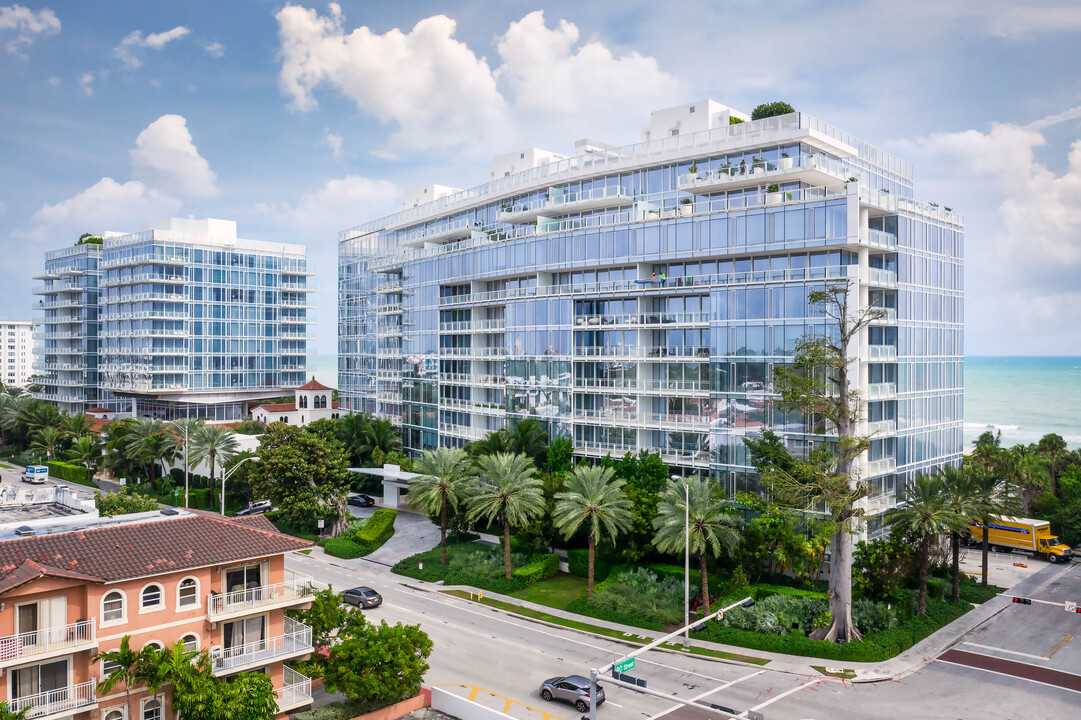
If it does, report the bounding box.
[539,675,605,713]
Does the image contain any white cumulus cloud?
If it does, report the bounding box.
[256,174,398,237]
[24,178,181,241]
[113,25,190,69]
[0,4,60,56]
[130,114,219,198]
[322,129,342,158]
[202,41,224,59]
[275,4,510,152]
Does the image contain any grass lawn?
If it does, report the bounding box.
[510,573,587,609]
[443,589,769,666]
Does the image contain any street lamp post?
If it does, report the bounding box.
[672,474,690,648]
[220,456,260,516]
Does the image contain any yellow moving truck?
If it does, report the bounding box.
[968,517,1074,563]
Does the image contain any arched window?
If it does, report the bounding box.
[177,577,198,608]
[321,395,328,408]
[102,590,125,624]
[180,633,199,653]
[103,709,124,720]
[144,641,163,652]
[140,583,164,611]
[142,698,162,720]
[299,395,307,409]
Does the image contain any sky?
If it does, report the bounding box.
[2,1,1081,358]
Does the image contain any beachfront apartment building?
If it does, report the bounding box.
[32,242,120,414]
[37,217,313,423]
[338,100,964,533]
[0,320,35,389]
[0,509,314,720]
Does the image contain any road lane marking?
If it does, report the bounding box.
[740,678,820,715]
[650,670,767,719]
[937,648,1081,694]
[1047,633,1074,659]
[936,659,1081,695]
[960,641,1049,661]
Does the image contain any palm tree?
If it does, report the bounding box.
[189,425,239,500]
[357,417,402,467]
[654,476,740,615]
[17,400,62,435]
[68,435,102,485]
[468,452,546,578]
[969,470,1021,586]
[410,447,477,563]
[165,418,206,507]
[941,464,982,601]
[102,418,137,480]
[139,639,203,699]
[1038,433,1068,497]
[337,412,371,465]
[60,413,94,439]
[504,417,549,466]
[95,636,150,720]
[552,465,634,597]
[465,429,509,460]
[30,426,67,460]
[126,418,171,484]
[885,474,966,615]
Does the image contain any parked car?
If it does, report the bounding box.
[234,499,273,516]
[539,675,605,713]
[347,494,375,508]
[343,586,382,608]
[21,465,48,484]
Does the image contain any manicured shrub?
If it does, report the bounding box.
[589,567,684,626]
[322,538,367,559]
[750,101,795,120]
[47,460,95,487]
[354,509,396,545]
[512,553,559,585]
[567,548,616,582]
[565,598,664,631]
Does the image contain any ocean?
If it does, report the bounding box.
[964,356,1081,449]
[310,353,1081,449]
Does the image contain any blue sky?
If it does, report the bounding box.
[2,1,1081,358]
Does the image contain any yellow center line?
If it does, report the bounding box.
[1046,633,1074,659]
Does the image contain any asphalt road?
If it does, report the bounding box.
[286,551,1081,720]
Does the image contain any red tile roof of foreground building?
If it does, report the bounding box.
[0,513,311,594]
[295,378,332,391]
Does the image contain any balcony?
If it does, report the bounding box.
[210,618,313,676]
[862,268,897,288]
[867,419,897,436]
[8,679,97,720]
[207,573,314,622]
[401,218,477,247]
[869,307,898,325]
[498,186,634,224]
[678,153,853,195]
[861,228,898,250]
[866,382,897,401]
[276,666,313,713]
[862,457,897,477]
[866,345,897,361]
[0,620,97,669]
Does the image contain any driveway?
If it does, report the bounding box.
[347,503,441,565]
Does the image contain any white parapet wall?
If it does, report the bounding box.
[430,686,517,720]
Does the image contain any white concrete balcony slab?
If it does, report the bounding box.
[8,679,97,720]
[678,153,852,195]
[401,218,477,247]
[210,618,312,676]
[276,666,313,713]
[867,419,898,436]
[207,573,314,623]
[862,268,898,288]
[498,186,633,224]
[866,382,897,401]
[866,345,898,361]
[0,620,97,669]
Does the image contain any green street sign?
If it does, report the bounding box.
[614,658,635,674]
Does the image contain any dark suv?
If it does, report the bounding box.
[539,675,605,713]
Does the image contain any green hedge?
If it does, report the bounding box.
[322,538,369,559]
[567,549,616,582]
[47,461,95,487]
[691,599,972,662]
[512,553,560,584]
[749,584,829,601]
[355,509,396,544]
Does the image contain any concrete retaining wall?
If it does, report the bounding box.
[431,687,512,720]
[351,690,430,720]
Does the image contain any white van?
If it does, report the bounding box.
[21,465,49,484]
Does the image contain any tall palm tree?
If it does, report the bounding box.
[126,418,171,484]
[885,474,966,615]
[337,412,371,465]
[468,452,546,578]
[95,636,150,720]
[165,418,206,507]
[653,476,741,615]
[357,417,402,467]
[465,429,509,460]
[68,435,102,485]
[30,426,67,460]
[941,464,982,601]
[60,412,94,439]
[139,639,203,699]
[504,417,549,466]
[102,418,137,480]
[553,465,634,597]
[970,471,1021,586]
[189,425,239,501]
[1038,433,1068,497]
[410,447,477,563]
[17,400,62,435]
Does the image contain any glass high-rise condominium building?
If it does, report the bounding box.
[36,218,314,421]
[339,101,962,530]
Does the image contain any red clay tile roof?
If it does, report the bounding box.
[252,402,296,413]
[84,407,111,413]
[0,514,312,591]
[0,559,105,596]
[296,378,332,391]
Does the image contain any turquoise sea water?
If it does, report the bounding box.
[964,356,1081,449]
[311,353,1081,449]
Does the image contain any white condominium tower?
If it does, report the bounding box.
[338,101,963,533]
[0,320,35,389]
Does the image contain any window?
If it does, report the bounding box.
[141,584,163,611]
[142,698,162,720]
[103,591,125,623]
[180,634,199,653]
[144,641,163,653]
[102,657,121,677]
[178,578,198,608]
[104,710,125,720]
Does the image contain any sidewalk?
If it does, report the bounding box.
[429,560,1074,682]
